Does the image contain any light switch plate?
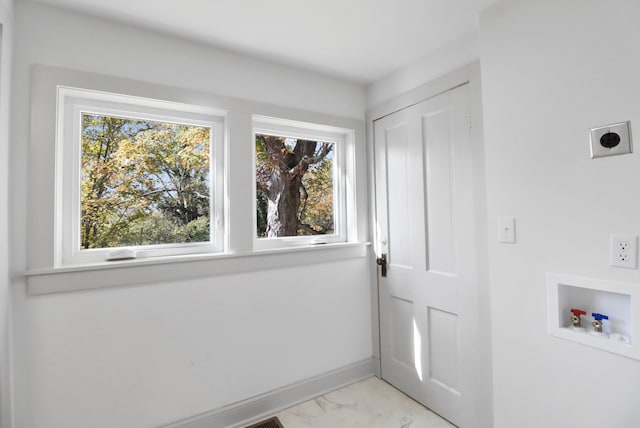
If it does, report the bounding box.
[590,121,632,158]
[498,217,516,243]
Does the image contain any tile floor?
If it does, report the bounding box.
[274,377,456,428]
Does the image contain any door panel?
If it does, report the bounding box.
[385,122,412,267]
[390,297,415,369]
[423,109,457,275]
[375,83,477,427]
[428,307,460,394]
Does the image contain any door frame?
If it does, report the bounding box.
[0,2,13,428]
[365,61,492,428]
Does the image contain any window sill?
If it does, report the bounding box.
[23,242,371,295]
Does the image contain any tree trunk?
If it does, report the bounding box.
[266,169,302,237]
[257,135,332,238]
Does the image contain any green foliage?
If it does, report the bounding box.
[256,189,269,237]
[175,216,211,242]
[81,114,211,249]
[299,158,334,235]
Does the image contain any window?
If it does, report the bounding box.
[28,67,366,292]
[253,117,352,250]
[56,87,226,265]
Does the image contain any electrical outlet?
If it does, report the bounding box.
[618,241,630,251]
[617,252,630,262]
[611,234,638,269]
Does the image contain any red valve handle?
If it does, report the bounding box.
[570,308,586,316]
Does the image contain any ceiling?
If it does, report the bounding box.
[27,0,500,84]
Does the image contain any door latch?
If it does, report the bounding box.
[376,253,387,277]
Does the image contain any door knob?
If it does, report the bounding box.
[376,253,387,277]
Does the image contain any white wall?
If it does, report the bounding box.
[366,32,479,109]
[13,1,365,120]
[0,0,10,13]
[0,1,13,427]
[11,2,372,428]
[480,1,640,427]
[13,261,372,428]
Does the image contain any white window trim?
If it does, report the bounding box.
[56,86,227,267]
[252,115,356,251]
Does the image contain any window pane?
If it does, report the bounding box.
[81,113,211,249]
[256,133,334,238]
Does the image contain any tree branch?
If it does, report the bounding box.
[257,180,269,193]
[297,222,323,235]
[288,142,332,178]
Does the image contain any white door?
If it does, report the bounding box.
[374,83,480,427]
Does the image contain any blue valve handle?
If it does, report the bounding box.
[592,313,609,321]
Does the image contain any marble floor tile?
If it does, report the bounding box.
[275,377,456,428]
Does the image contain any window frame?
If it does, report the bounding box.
[56,86,227,266]
[252,116,352,251]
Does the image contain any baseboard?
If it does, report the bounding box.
[372,356,382,378]
[161,358,376,428]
